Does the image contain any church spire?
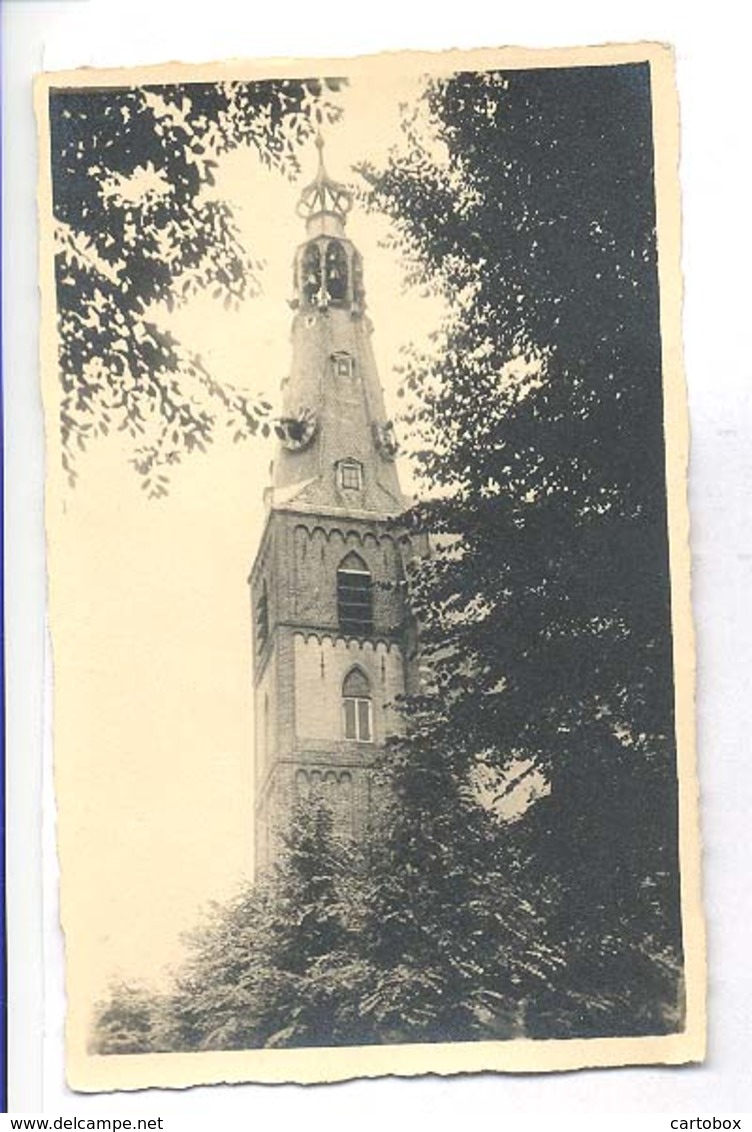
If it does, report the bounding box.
[270,137,404,517]
[250,135,420,875]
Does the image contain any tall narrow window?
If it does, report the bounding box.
[352,251,365,306]
[263,693,270,759]
[342,667,373,742]
[337,552,373,635]
[256,580,269,649]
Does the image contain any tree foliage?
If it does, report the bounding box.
[50,78,340,494]
[91,790,561,1053]
[359,61,683,1035]
[161,803,375,1051]
[91,805,375,1053]
[90,981,168,1055]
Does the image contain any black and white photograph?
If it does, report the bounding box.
[35,43,703,1090]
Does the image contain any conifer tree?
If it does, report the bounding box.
[156,802,372,1051]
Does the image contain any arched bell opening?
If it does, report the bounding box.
[296,237,356,310]
[325,240,349,304]
[301,241,322,306]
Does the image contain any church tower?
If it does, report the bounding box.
[249,139,419,873]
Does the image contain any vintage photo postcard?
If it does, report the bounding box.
[35,42,704,1091]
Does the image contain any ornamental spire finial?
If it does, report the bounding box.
[296,133,353,227]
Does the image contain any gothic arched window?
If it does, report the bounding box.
[325,240,348,303]
[336,551,373,635]
[302,242,322,305]
[342,667,372,742]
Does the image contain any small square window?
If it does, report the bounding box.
[340,461,362,490]
[332,353,354,378]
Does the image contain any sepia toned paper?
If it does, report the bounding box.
[35,41,705,1092]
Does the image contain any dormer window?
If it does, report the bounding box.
[339,460,363,491]
[332,352,355,378]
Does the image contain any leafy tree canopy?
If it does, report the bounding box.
[359,62,683,1032]
[51,77,341,494]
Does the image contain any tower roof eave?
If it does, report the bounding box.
[265,493,408,522]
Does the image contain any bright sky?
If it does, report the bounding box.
[166,71,446,481]
[54,72,447,1007]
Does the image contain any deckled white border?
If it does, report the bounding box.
[4,0,751,1117]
